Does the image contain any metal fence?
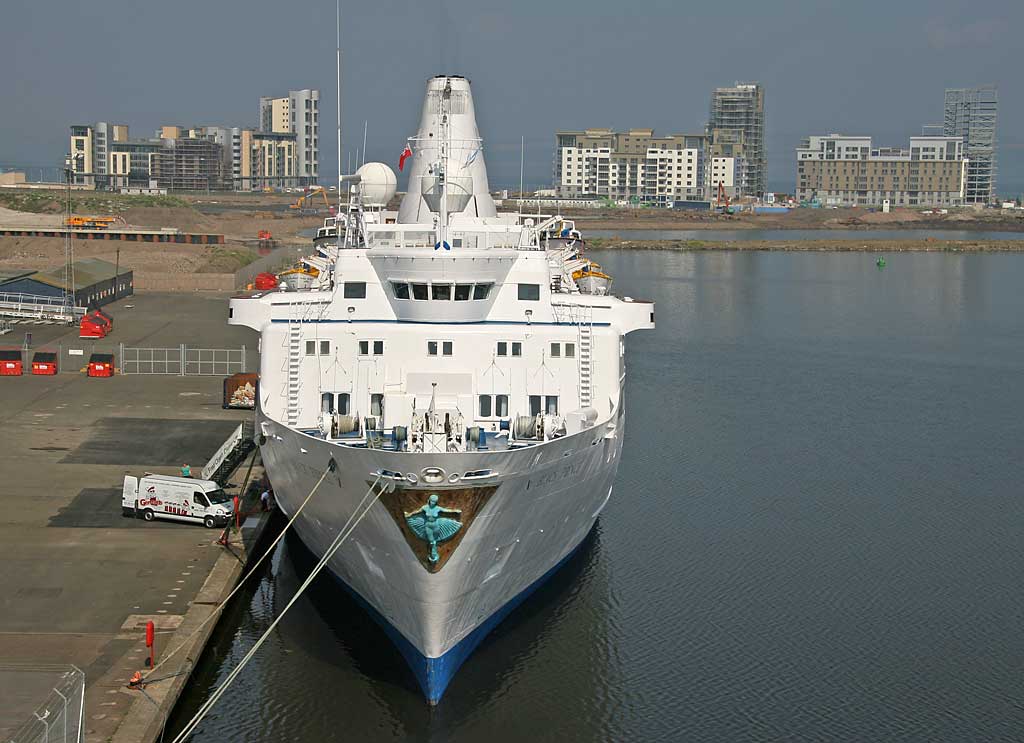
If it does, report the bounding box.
[119,344,246,376]
[0,342,248,375]
[1,664,85,743]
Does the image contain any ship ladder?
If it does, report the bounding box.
[285,303,303,426]
[578,304,594,408]
[171,471,391,743]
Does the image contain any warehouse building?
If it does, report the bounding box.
[0,259,133,309]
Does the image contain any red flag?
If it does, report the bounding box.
[399,144,412,171]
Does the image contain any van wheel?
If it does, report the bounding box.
[203,515,216,529]
[143,509,155,522]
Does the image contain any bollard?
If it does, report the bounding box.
[145,620,155,668]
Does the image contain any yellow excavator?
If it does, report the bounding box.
[289,187,331,214]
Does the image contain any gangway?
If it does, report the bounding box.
[202,420,256,485]
[0,292,85,324]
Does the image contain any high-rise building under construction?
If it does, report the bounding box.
[709,82,765,196]
[943,86,997,204]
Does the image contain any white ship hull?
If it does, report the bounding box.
[257,398,624,702]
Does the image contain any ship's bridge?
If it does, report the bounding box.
[362,221,539,323]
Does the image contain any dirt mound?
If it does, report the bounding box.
[121,206,215,233]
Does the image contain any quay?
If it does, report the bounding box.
[0,292,268,743]
[0,227,225,244]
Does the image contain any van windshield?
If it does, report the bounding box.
[206,489,231,504]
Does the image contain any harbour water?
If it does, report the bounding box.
[171,251,1024,741]
[588,228,1024,241]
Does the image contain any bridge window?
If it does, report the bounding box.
[337,393,350,415]
[432,284,452,300]
[373,340,384,355]
[546,396,559,415]
[319,340,330,355]
[392,282,410,299]
[454,284,472,301]
[518,284,540,301]
[478,395,491,417]
[370,393,383,418]
[473,283,492,300]
[305,340,316,356]
[321,392,334,413]
[411,283,428,300]
[565,343,575,358]
[550,343,561,358]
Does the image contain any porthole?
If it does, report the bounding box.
[406,473,419,484]
[448,473,461,483]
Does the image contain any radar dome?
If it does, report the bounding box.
[356,162,397,207]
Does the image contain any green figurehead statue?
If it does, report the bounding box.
[405,494,463,565]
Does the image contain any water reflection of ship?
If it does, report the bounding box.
[269,526,603,709]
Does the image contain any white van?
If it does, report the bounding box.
[122,474,234,529]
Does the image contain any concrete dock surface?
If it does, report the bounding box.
[0,292,267,742]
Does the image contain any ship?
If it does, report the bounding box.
[229,75,654,703]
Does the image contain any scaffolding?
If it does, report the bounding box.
[944,86,997,204]
[152,136,226,192]
[709,82,766,197]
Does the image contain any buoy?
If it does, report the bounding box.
[876,257,886,268]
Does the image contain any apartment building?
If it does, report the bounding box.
[708,82,765,196]
[70,123,160,189]
[259,89,319,185]
[944,86,997,204]
[554,128,711,206]
[795,134,966,207]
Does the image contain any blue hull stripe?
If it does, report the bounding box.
[325,531,592,704]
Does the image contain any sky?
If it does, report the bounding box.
[0,0,1021,194]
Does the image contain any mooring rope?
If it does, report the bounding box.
[144,461,337,680]
[171,474,388,742]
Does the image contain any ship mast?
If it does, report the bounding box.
[436,78,452,251]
